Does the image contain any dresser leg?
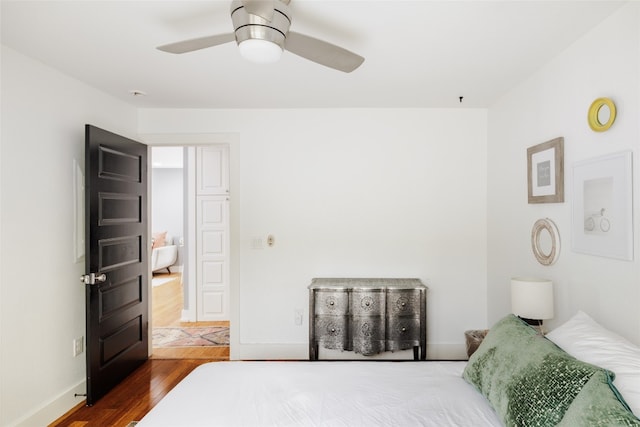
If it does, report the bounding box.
[413,346,419,360]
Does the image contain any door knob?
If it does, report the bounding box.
[80,273,107,285]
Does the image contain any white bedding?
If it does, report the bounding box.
[137,361,502,427]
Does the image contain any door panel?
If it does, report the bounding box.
[197,196,229,319]
[197,146,229,195]
[203,261,224,282]
[193,145,230,321]
[202,230,225,255]
[99,193,141,224]
[84,125,148,405]
[99,236,141,270]
[100,278,142,316]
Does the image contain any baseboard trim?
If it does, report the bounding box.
[180,308,195,322]
[232,343,467,361]
[425,343,468,361]
[12,380,86,427]
[234,343,308,360]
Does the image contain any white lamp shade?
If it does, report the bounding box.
[511,277,554,320]
[238,39,283,63]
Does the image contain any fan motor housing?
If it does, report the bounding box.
[231,0,292,50]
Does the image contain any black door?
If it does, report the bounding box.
[83,125,148,405]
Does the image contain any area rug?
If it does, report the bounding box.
[153,326,229,347]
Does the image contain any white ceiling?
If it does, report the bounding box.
[1,1,625,109]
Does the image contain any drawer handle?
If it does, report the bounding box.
[401,302,406,307]
[329,301,335,306]
[401,327,407,332]
[365,301,370,306]
[331,328,336,333]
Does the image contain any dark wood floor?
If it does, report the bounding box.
[50,359,217,427]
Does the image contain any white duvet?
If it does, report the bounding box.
[137,361,502,427]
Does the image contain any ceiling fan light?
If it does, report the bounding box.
[238,39,283,63]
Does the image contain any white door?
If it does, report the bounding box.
[196,146,230,320]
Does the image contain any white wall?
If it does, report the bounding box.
[138,108,488,359]
[151,167,184,266]
[0,46,138,426]
[487,2,640,344]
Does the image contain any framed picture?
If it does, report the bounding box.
[74,158,85,263]
[571,150,633,261]
[527,137,564,203]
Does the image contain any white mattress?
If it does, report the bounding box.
[137,361,502,427]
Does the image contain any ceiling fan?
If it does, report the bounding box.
[157,0,365,73]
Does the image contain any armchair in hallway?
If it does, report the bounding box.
[151,232,178,273]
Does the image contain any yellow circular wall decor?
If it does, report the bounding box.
[588,97,616,132]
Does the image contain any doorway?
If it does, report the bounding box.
[150,145,230,359]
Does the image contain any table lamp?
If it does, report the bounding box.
[511,277,554,332]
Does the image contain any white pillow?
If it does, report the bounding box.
[546,310,640,416]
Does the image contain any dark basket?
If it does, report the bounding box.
[464,329,489,358]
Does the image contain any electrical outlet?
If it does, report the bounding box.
[73,336,84,357]
[294,309,303,326]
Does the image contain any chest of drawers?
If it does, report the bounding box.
[309,278,427,360]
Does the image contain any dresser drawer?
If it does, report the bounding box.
[314,316,350,351]
[350,289,385,316]
[351,316,385,356]
[314,290,349,315]
[386,289,421,317]
[386,317,420,351]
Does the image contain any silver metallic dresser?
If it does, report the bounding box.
[308,278,427,360]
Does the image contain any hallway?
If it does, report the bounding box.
[152,272,229,360]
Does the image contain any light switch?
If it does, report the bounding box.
[251,237,263,249]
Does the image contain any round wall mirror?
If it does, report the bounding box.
[588,97,616,132]
[597,104,611,125]
[531,218,560,265]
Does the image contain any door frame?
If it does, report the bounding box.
[140,133,240,360]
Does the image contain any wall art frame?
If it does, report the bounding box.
[73,158,85,263]
[571,150,633,261]
[527,137,564,204]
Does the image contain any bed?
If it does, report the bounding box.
[137,361,501,426]
[138,312,640,427]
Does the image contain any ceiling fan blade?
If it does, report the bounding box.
[242,0,275,21]
[285,31,364,73]
[157,33,235,54]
